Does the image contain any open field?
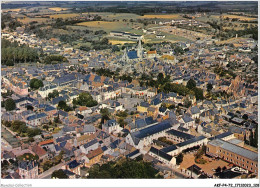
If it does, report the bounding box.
[18,17,49,24]
[49,13,81,19]
[222,14,257,21]
[210,14,257,21]
[48,7,69,11]
[76,21,143,33]
[85,12,141,20]
[215,37,248,45]
[141,14,182,19]
[109,39,136,45]
[2,8,21,12]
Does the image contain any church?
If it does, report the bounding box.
[121,39,143,63]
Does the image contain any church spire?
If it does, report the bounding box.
[137,39,143,60]
[121,47,128,63]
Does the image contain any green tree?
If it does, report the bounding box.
[48,90,59,100]
[157,73,164,85]
[186,79,196,90]
[100,108,110,124]
[30,78,43,90]
[43,160,53,171]
[216,166,222,173]
[88,158,162,178]
[17,153,39,161]
[207,83,213,92]
[51,169,68,179]
[184,98,192,108]
[253,126,258,147]
[58,101,72,112]
[176,153,184,165]
[73,92,98,107]
[192,87,204,100]
[58,101,67,110]
[4,98,16,111]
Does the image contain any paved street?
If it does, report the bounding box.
[38,162,65,179]
[155,164,189,179]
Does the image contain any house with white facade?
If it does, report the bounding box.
[102,119,121,134]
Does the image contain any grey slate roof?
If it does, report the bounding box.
[18,160,38,170]
[160,145,178,153]
[208,139,258,162]
[166,129,195,140]
[176,136,206,147]
[190,106,200,114]
[149,147,173,161]
[130,121,172,145]
[26,113,47,121]
[215,131,233,139]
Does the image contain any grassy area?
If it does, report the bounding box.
[52,127,61,134]
[215,37,248,45]
[85,12,141,20]
[1,125,20,148]
[144,32,190,43]
[49,13,81,19]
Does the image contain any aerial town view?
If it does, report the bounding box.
[1,1,258,184]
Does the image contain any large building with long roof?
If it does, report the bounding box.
[207,139,258,175]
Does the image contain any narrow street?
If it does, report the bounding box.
[38,162,65,179]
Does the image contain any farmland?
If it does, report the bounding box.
[211,14,257,21]
[109,39,136,45]
[85,12,141,20]
[2,8,21,12]
[76,21,143,33]
[48,7,69,12]
[141,14,182,19]
[18,17,50,24]
[222,14,257,21]
[49,13,81,19]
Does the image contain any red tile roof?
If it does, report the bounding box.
[39,139,54,146]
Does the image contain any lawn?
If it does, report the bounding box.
[141,14,182,19]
